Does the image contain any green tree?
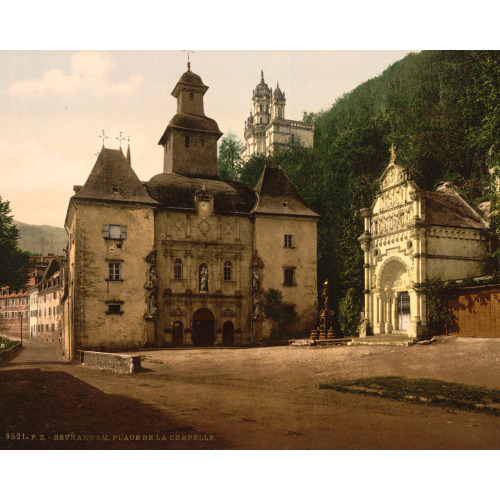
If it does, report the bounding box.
[0,196,32,291]
[217,132,244,181]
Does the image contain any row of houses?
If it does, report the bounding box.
[0,254,65,344]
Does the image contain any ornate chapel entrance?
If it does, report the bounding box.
[397,292,411,330]
[192,308,215,347]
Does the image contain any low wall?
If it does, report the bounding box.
[0,342,22,362]
[75,350,141,374]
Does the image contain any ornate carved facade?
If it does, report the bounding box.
[359,146,491,339]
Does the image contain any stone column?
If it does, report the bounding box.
[378,293,385,333]
[385,293,393,334]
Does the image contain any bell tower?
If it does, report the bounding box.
[158,63,223,179]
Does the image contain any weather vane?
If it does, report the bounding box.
[183,50,194,70]
[99,129,109,147]
[116,131,125,148]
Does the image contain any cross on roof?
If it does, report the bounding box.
[99,129,109,147]
[116,131,125,148]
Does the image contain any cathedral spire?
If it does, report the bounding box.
[260,70,264,83]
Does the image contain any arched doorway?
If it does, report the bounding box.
[223,321,234,347]
[378,258,410,333]
[192,308,215,347]
[172,321,183,347]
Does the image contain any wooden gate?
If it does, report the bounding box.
[448,286,500,338]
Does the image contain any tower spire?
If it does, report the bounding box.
[260,70,264,83]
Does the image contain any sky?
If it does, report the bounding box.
[1,50,414,227]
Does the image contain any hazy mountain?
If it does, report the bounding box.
[15,220,68,256]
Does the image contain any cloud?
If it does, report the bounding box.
[9,51,144,99]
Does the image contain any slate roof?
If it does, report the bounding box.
[158,114,222,145]
[252,165,319,218]
[72,148,158,206]
[146,173,257,214]
[421,190,489,229]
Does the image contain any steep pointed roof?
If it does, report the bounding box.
[72,148,158,205]
[252,165,319,218]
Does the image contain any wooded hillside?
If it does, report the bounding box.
[238,50,500,335]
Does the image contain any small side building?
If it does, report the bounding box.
[358,147,492,339]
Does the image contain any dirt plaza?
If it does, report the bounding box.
[1,336,500,450]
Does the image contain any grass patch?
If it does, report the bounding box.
[0,337,18,351]
[319,376,500,416]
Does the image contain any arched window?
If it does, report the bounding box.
[224,261,232,281]
[174,259,183,280]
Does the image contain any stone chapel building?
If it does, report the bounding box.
[62,63,319,359]
[358,146,491,340]
[240,71,314,162]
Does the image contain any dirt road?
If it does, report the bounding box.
[1,336,499,449]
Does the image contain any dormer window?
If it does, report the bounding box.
[282,201,288,208]
[112,186,119,193]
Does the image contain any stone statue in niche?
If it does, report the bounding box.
[148,266,157,288]
[253,300,261,319]
[252,269,261,292]
[199,264,208,293]
[149,293,157,317]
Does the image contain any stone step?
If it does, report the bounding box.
[349,334,416,347]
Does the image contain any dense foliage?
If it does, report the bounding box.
[0,196,32,291]
[236,51,500,335]
[217,132,244,181]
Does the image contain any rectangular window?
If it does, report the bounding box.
[283,268,295,286]
[108,262,122,281]
[102,224,127,240]
[185,135,189,147]
[284,234,294,248]
[106,303,123,315]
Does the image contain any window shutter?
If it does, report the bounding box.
[102,224,110,238]
[120,225,128,240]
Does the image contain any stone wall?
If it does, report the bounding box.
[76,350,141,373]
[254,215,318,337]
[69,201,155,352]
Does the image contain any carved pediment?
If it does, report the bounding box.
[380,164,407,191]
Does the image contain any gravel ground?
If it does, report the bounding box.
[1,335,500,449]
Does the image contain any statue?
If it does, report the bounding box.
[252,269,261,292]
[149,294,157,317]
[311,279,339,340]
[199,265,208,293]
[148,266,157,288]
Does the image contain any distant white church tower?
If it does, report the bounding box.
[241,71,314,162]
